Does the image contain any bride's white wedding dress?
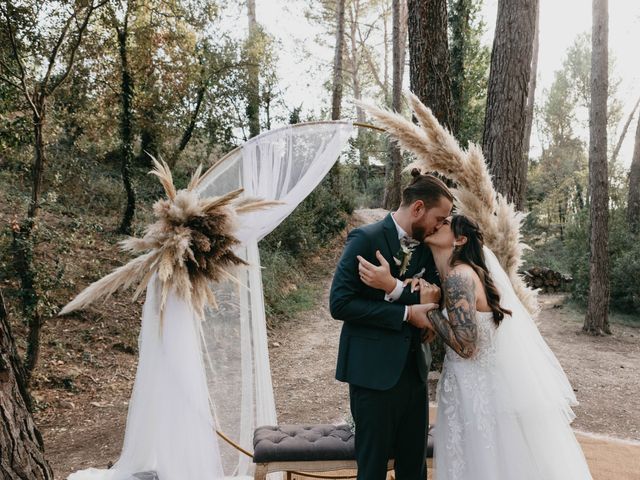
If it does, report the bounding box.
[434,248,593,480]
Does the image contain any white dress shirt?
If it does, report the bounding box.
[385,213,411,321]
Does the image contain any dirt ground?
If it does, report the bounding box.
[31,209,640,479]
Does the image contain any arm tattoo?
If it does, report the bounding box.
[427,271,478,358]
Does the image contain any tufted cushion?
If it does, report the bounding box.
[253,424,435,463]
[253,424,354,463]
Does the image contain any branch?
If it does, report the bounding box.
[611,96,640,164]
[0,72,21,89]
[49,0,108,94]
[41,9,74,89]
[1,3,38,115]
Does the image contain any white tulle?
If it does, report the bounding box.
[67,122,354,480]
[195,122,353,477]
[69,276,225,480]
[434,246,593,480]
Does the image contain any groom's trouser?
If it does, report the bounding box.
[349,352,428,480]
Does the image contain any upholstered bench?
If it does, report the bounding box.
[253,424,435,480]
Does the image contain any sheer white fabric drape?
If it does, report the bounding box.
[69,276,225,480]
[196,122,354,477]
[66,121,354,480]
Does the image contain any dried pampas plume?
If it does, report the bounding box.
[358,92,539,315]
[59,157,280,322]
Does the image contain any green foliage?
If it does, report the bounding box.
[448,0,490,146]
[261,177,354,256]
[563,209,640,314]
[259,248,316,325]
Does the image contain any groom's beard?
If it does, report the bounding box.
[411,222,427,242]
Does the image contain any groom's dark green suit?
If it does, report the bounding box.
[330,213,436,480]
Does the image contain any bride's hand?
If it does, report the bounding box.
[418,278,441,304]
[357,251,397,294]
[404,277,421,292]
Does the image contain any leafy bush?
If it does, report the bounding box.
[259,248,316,326]
[564,208,640,314]
[260,176,354,255]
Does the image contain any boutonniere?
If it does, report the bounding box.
[394,236,420,277]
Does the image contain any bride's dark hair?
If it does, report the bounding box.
[450,215,511,326]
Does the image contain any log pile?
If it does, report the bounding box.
[521,266,573,293]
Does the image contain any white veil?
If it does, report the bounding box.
[482,245,578,421]
[478,246,591,479]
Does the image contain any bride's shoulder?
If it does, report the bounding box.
[446,263,476,281]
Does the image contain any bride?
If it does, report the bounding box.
[360,214,593,480]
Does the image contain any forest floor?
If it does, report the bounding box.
[5,209,640,479]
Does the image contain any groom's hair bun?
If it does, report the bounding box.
[401,171,454,208]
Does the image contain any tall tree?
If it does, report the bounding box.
[109,0,137,235]
[628,110,640,234]
[327,0,346,187]
[331,0,346,121]
[584,0,610,335]
[0,0,104,379]
[0,290,53,479]
[522,0,540,169]
[407,0,454,130]
[246,0,260,138]
[384,0,407,209]
[482,0,538,211]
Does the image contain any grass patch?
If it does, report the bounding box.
[260,248,320,327]
[562,299,640,328]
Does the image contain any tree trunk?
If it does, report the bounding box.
[627,108,640,233]
[331,0,346,121]
[117,22,137,235]
[16,102,47,381]
[28,97,46,220]
[384,0,406,210]
[482,0,538,211]
[584,0,610,335]
[246,0,260,138]
[175,83,207,157]
[328,0,346,188]
[0,291,53,479]
[522,1,540,169]
[407,0,454,131]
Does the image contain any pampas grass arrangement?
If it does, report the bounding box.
[359,92,539,315]
[59,157,279,321]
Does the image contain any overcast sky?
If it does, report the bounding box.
[232,0,640,167]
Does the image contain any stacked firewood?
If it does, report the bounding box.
[521,266,573,293]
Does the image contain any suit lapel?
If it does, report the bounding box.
[405,243,426,278]
[382,213,401,277]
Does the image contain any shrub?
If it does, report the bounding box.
[564,208,640,314]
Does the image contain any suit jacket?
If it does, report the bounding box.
[330,213,437,390]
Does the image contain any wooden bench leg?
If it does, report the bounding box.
[254,463,269,480]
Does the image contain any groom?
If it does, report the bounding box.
[330,171,453,480]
